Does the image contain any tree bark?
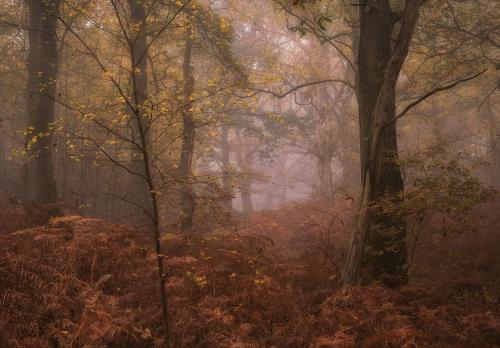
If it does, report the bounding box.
[345,0,422,286]
[127,0,154,225]
[234,128,254,218]
[484,101,500,188]
[178,25,196,232]
[240,171,254,216]
[220,123,233,211]
[318,154,334,202]
[25,0,60,205]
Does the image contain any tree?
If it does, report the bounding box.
[347,0,409,285]
[274,0,492,285]
[220,123,234,211]
[53,1,195,344]
[178,25,196,231]
[125,0,155,226]
[270,0,411,284]
[25,0,61,206]
[344,0,424,285]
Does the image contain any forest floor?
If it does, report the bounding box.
[1,197,499,348]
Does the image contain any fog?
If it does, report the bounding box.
[0,0,499,345]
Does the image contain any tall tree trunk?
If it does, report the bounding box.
[234,129,253,218]
[240,170,254,216]
[315,115,334,203]
[178,25,196,232]
[127,0,153,225]
[25,0,60,205]
[273,152,289,207]
[313,91,335,202]
[220,123,233,211]
[485,101,500,188]
[345,0,422,286]
[354,1,406,285]
[317,154,334,202]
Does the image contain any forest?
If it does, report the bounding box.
[0,0,499,347]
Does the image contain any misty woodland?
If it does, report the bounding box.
[0,0,499,347]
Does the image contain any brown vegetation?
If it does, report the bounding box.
[0,0,498,346]
[1,199,499,347]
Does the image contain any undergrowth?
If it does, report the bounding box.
[0,199,499,347]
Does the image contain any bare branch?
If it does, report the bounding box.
[389,68,488,125]
[236,79,354,99]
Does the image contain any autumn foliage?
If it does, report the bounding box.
[1,197,499,347]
